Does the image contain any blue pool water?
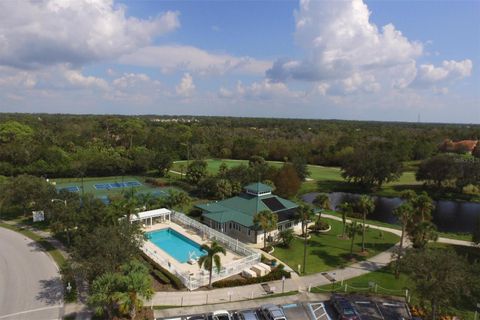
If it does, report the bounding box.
[147,228,206,263]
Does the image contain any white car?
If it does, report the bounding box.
[212,310,233,320]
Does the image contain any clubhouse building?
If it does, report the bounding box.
[196,182,300,244]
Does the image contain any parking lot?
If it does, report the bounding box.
[155,294,412,320]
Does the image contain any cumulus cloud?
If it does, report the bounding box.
[218,80,303,101]
[267,0,422,83]
[63,68,109,90]
[0,0,180,69]
[266,0,471,95]
[413,59,473,86]
[118,45,271,76]
[176,73,195,97]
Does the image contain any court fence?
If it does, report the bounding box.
[141,210,261,291]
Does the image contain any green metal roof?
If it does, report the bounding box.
[244,182,272,194]
[196,185,298,227]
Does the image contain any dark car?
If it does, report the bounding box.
[330,295,360,320]
[235,310,261,320]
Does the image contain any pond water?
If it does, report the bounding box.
[302,192,480,233]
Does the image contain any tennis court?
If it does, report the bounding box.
[52,176,176,201]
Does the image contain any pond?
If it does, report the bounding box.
[302,192,480,233]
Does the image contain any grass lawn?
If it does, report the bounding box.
[272,219,399,275]
[311,265,411,296]
[321,211,473,242]
[0,222,66,267]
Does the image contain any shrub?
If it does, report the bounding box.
[212,267,290,288]
[278,229,294,248]
[141,254,184,289]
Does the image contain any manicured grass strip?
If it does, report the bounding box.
[311,266,411,296]
[0,222,66,267]
[272,219,399,275]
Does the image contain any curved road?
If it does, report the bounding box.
[0,227,63,320]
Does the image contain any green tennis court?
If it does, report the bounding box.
[51,176,175,201]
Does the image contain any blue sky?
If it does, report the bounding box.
[0,0,478,123]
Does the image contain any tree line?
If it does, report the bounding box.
[1,113,478,178]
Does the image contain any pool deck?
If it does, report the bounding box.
[143,222,243,274]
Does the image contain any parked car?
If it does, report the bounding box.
[330,295,360,320]
[212,310,233,320]
[235,309,261,320]
[259,304,288,320]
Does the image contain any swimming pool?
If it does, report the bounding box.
[147,228,206,263]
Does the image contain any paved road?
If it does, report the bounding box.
[0,227,63,320]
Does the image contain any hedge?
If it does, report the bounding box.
[212,267,291,288]
[140,254,184,289]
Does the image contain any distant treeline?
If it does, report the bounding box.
[0,113,479,177]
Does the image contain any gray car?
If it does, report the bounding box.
[259,304,288,320]
[235,310,260,320]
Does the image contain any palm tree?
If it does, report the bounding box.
[116,260,154,320]
[198,241,226,288]
[313,193,330,223]
[345,221,363,259]
[357,195,375,252]
[392,202,414,278]
[296,204,315,274]
[412,192,435,222]
[253,210,277,250]
[337,202,353,238]
[410,221,438,249]
[88,272,123,320]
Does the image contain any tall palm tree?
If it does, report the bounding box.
[198,241,226,288]
[392,202,414,278]
[413,192,435,222]
[337,202,353,238]
[296,204,315,274]
[116,260,154,320]
[313,193,330,223]
[345,221,363,259]
[88,272,123,320]
[357,195,375,252]
[253,210,277,249]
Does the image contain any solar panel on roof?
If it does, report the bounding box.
[261,197,285,211]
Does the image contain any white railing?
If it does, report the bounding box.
[142,211,261,290]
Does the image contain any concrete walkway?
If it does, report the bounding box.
[150,215,476,307]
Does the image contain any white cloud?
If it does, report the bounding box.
[63,68,109,90]
[266,0,472,96]
[218,80,304,101]
[0,0,180,69]
[118,45,271,76]
[413,59,472,86]
[267,0,422,84]
[176,73,195,97]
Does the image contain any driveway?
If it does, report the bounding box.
[0,227,63,320]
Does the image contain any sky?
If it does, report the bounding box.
[0,0,478,123]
